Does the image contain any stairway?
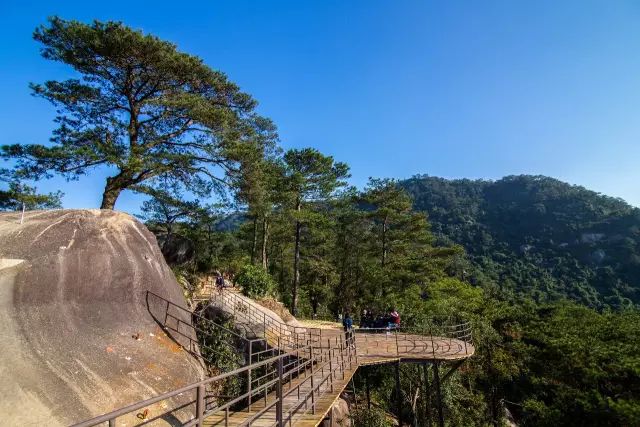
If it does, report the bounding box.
[195,288,352,426]
[73,289,474,427]
[202,288,322,351]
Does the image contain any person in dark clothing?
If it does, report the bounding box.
[343,313,354,344]
[389,308,401,329]
[215,272,225,293]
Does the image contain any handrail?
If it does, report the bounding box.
[209,289,323,350]
[72,331,357,427]
[146,291,272,369]
[70,345,311,427]
[210,289,289,334]
[74,290,473,427]
[353,320,474,359]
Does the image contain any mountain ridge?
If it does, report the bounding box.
[401,174,640,309]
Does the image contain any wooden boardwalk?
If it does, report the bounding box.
[203,362,357,427]
[193,298,474,427]
[199,333,474,427]
[71,289,474,427]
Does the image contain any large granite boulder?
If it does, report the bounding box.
[0,209,204,426]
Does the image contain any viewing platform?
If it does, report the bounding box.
[73,289,474,427]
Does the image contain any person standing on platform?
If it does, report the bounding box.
[343,312,354,345]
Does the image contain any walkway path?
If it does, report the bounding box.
[73,288,474,427]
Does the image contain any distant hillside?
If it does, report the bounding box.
[401,175,640,309]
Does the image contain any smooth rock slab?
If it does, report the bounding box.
[0,209,204,426]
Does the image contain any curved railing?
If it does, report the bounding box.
[73,291,473,427]
[71,333,358,427]
[354,317,474,360]
[206,288,322,350]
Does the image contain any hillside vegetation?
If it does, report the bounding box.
[402,175,640,309]
[2,17,639,426]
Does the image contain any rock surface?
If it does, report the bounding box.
[0,209,204,426]
[320,397,351,426]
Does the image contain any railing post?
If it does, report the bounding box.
[395,328,400,357]
[196,384,205,427]
[310,344,316,413]
[339,340,345,379]
[247,341,252,411]
[109,419,116,427]
[328,338,334,392]
[276,357,284,427]
[164,300,170,327]
[353,330,359,365]
[430,323,437,360]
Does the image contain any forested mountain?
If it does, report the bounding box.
[401,175,640,309]
[3,17,639,425]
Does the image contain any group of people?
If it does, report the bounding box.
[359,308,401,330]
[341,308,401,337]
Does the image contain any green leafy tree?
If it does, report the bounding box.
[236,264,276,299]
[0,181,62,211]
[235,154,282,268]
[136,183,200,239]
[281,148,349,315]
[363,178,415,267]
[1,17,267,209]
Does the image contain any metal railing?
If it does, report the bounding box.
[71,332,358,427]
[73,290,471,427]
[147,291,277,368]
[205,289,322,351]
[354,317,474,360]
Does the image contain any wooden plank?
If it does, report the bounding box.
[196,291,474,426]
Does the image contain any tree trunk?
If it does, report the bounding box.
[251,217,258,264]
[423,363,432,427]
[292,199,302,315]
[261,216,269,269]
[382,216,388,267]
[279,247,285,295]
[100,178,124,209]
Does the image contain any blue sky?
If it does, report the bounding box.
[1,1,640,211]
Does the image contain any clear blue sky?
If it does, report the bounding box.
[2,1,640,211]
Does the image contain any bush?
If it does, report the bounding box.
[350,407,393,427]
[236,264,276,299]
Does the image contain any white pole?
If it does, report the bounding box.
[20,202,25,225]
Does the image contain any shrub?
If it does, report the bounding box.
[236,264,276,299]
[350,407,393,427]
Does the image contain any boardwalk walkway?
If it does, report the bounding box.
[72,288,474,427]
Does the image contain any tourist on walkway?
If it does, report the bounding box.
[360,309,373,328]
[215,272,225,294]
[343,313,354,344]
[389,308,400,329]
[385,308,400,335]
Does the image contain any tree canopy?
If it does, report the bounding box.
[401,174,640,309]
[1,17,274,209]
[2,17,639,426]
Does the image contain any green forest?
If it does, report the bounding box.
[402,175,640,310]
[1,18,639,426]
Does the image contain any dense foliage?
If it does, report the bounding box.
[4,17,639,426]
[0,181,62,211]
[401,174,640,309]
[1,17,275,209]
[236,264,276,298]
